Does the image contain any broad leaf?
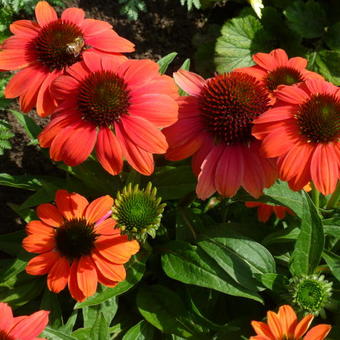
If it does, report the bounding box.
[290,193,324,275]
[90,313,109,340]
[322,251,340,282]
[315,50,340,86]
[215,14,273,73]
[161,240,263,302]
[122,320,156,340]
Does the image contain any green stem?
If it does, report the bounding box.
[311,182,320,209]
[326,181,340,209]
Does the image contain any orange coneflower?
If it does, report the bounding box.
[23,189,140,302]
[0,1,134,117]
[250,305,331,340]
[0,302,49,340]
[245,201,294,222]
[236,49,323,104]
[38,53,178,175]
[253,79,340,195]
[164,69,277,200]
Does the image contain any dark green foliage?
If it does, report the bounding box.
[118,0,146,20]
[0,119,14,156]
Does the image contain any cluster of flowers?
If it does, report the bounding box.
[0,1,337,338]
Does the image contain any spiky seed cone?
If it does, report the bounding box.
[289,274,333,315]
[112,182,166,242]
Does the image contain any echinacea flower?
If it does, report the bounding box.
[250,304,331,340]
[23,189,140,302]
[0,1,134,117]
[0,302,49,340]
[245,201,293,222]
[236,49,323,104]
[164,70,277,199]
[38,52,178,176]
[253,78,340,195]
[113,182,166,241]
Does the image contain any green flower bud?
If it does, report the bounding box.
[289,274,332,315]
[112,182,166,242]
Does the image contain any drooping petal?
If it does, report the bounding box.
[10,20,40,36]
[294,314,314,339]
[196,145,223,200]
[96,127,123,176]
[26,251,60,276]
[121,115,168,153]
[55,189,89,220]
[0,49,31,70]
[275,84,309,104]
[173,69,206,97]
[215,145,244,197]
[0,303,14,331]
[36,71,59,117]
[36,203,64,227]
[94,218,118,234]
[85,195,113,224]
[26,220,55,235]
[47,256,70,293]
[310,143,339,195]
[35,1,58,27]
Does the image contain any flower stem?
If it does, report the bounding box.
[326,181,340,209]
[311,182,320,209]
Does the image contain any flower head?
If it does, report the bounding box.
[289,275,332,315]
[245,201,294,222]
[0,302,49,340]
[0,1,134,116]
[250,304,331,340]
[164,69,277,199]
[113,182,166,241]
[38,53,178,175]
[253,78,340,195]
[23,189,140,302]
[236,49,323,104]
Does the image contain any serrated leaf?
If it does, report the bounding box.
[290,192,324,275]
[215,14,274,73]
[284,0,326,39]
[158,52,178,74]
[315,50,340,86]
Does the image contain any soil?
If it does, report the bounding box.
[0,0,208,235]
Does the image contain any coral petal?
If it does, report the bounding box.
[36,203,64,226]
[85,195,114,224]
[173,69,206,97]
[35,1,58,27]
[47,256,70,293]
[26,251,60,276]
[76,255,98,298]
[55,189,89,220]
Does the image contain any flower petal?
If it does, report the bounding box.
[55,189,89,220]
[96,127,123,176]
[85,195,113,224]
[35,1,58,27]
[303,324,332,340]
[26,251,60,276]
[0,303,14,331]
[68,260,86,302]
[173,69,206,97]
[77,255,98,298]
[294,314,314,339]
[22,233,56,254]
[61,7,85,25]
[36,203,64,227]
[47,256,70,293]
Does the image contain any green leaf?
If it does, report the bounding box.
[161,240,263,302]
[0,230,25,256]
[75,253,147,308]
[215,14,274,73]
[152,166,195,200]
[324,224,340,239]
[262,227,299,245]
[42,327,78,340]
[0,119,14,155]
[315,50,340,86]
[10,109,41,141]
[180,0,201,10]
[198,227,276,291]
[322,251,340,282]
[257,273,288,292]
[261,180,304,218]
[89,313,109,340]
[284,0,326,39]
[72,328,92,340]
[0,173,42,190]
[122,320,155,340]
[324,22,340,50]
[40,288,63,329]
[290,192,324,275]
[178,58,191,96]
[82,297,118,328]
[137,285,201,337]
[158,52,178,74]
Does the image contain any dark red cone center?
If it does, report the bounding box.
[266,66,304,91]
[199,72,270,145]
